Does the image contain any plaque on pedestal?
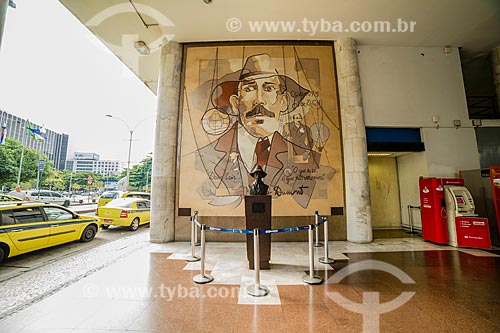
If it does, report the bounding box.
[245,195,271,270]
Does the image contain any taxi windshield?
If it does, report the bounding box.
[101,192,118,199]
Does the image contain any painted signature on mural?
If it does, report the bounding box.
[273,185,309,197]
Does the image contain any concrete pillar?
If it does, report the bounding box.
[150,40,182,243]
[334,38,373,243]
[492,46,500,113]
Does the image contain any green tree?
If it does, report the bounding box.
[128,156,152,191]
[0,138,43,189]
[42,168,65,190]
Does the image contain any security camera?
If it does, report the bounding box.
[203,0,213,4]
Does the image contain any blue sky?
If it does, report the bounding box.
[0,0,157,165]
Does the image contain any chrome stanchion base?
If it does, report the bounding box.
[313,242,324,248]
[247,284,270,297]
[193,274,214,284]
[319,257,335,264]
[186,255,200,262]
[302,274,323,285]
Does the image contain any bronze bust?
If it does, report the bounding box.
[248,165,269,195]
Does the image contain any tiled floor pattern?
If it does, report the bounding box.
[0,238,499,332]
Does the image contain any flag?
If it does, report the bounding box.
[0,123,6,145]
[26,121,47,142]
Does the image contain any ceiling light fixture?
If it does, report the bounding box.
[367,153,392,157]
[432,115,440,129]
[472,119,482,127]
[134,41,150,55]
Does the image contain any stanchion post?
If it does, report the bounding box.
[319,218,335,264]
[314,211,324,247]
[409,206,414,234]
[193,224,214,284]
[194,211,200,246]
[247,228,269,297]
[303,225,323,285]
[186,216,200,262]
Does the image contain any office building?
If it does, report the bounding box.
[66,152,124,176]
[0,110,69,170]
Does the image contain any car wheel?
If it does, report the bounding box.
[101,224,110,230]
[129,217,140,231]
[0,247,5,263]
[63,200,70,207]
[80,225,97,242]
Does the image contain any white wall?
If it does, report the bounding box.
[358,46,481,229]
[422,127,480,176]
[358,46,471,127]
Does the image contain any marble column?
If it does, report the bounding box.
[334,38,373,243]
[492,46,500,113]
[150,40,182,243]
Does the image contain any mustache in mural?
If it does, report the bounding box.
[244,105,276,123]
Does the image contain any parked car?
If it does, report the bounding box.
[97,191,124,207]
[97,191,150,207]
[0,194,22,202]
[0,202,100,262]
[25,190,71,207]
[96,197,150,231]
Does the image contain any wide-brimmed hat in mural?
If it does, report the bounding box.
[210,53,310,115]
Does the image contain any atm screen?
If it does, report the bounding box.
[456,195,465,205]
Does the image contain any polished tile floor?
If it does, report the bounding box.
[0,237,499,332]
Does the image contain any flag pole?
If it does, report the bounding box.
[35,145,41,197]
[16,120,27,186]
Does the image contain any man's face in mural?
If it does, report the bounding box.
[293,114,303,126]
[229,75,289,138]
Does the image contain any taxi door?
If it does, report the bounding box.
[43,206,80,246]
[5,207,49,251]
[135,201,150,223]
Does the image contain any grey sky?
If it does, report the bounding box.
[0,0,157,166]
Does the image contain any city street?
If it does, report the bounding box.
[0,199,139,283]
[0,223,149,283]
[0,223,151,320]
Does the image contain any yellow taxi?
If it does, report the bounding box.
[0,202,100,263]
[97,197,150,231]
[97,191,150,207]
[0,194,22,202]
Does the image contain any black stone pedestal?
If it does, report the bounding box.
[244,195,271,270]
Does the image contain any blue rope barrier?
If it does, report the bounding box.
[205,225,254,234]
[261,225,310,234]
[191,213,330,234]
[315,217,327,228]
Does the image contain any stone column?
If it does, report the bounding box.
[492,46,500,114]
[150,40,182,243]
[334,38,372,243]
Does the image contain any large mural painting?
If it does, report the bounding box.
[179,44,343,216]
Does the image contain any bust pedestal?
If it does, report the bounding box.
[244,195,271,270]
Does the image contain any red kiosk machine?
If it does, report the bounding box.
[419,177,492,249]
[419,178,463,244]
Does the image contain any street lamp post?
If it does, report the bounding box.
[105,114,149,191]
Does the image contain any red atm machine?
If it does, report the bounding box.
[419,177,464,244]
